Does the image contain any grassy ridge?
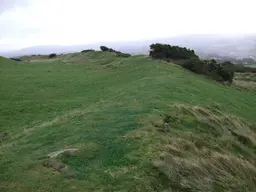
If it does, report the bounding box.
[1,52,255,191]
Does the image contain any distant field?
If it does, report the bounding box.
[0,53,256,191]
[244,64,256,68]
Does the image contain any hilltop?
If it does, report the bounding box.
[0,51,256,191]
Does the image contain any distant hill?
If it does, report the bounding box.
[0,56,18,64]
[1,34,256,59]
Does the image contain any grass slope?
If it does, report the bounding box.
[1,52,256,191]
[0,56,18,64]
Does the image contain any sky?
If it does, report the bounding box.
[0,0,255,51]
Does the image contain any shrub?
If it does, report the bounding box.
[149,43,199,60]
[217,65,234,83]
[108,48,116,53]
[10,58,21,62]
[81,49,94,53]
[100,46,118,53]
[183,59,234,83]
[49,53,57,59]
[100,46,130,57]
[182,58,205,74]
[100,46,109,52]
[202,59,219,75]
[116,53,131,57]
[149,43,236,83]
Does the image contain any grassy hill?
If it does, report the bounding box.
[1,52,256,192]
[0,56,19,64]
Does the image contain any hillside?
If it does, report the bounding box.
[0,56,19,64]
[1,52,256,192]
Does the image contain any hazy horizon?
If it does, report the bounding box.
[1,0,255,52]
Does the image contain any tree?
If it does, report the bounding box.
[149,43,236,83]
[99,46,130,57]
[149,43,199,60]
[182,58,204,74]
[217,66,234,83]
[100,46,109,52]
[49,53,57,59]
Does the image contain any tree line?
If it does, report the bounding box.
[149,43,256,83]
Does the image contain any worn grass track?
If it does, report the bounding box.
[0,53,256,191]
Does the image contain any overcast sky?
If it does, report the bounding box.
[0,0,255,51]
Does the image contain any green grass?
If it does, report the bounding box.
[1,53,256,191]
[19,55,49,61]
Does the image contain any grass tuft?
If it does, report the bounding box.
[129,104,256,191]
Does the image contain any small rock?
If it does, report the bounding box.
[60,166,69,173]
[52,161,65,171]
[43,159,65,171]
[64,170,76,179]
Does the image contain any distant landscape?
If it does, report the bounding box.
[1,34,256,64]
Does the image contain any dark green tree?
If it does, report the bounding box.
[81,49,94,53]
[100,46,109,51]
[149,43,198,60]
[49,53,57,58]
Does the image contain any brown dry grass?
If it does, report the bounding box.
[233,80,256,91]
[127,103,256,191]
[29,58,60,62]
[233,72,256,91]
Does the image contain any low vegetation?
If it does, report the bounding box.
[100,45,131,57]
[0,51,255,192]
[149,43,256,84]
[130,103,256,191]
[49,53,57,59]
[233,72,256,91]
[149,43,198,60]
[9,58,21,62]
[81,49,95,53]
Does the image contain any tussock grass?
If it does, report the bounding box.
[234,72,256,82]
[233,80,256,91]
[129,104,256,191]
[233,72,256,91]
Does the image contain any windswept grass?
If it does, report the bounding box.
[234,72,256,91]
[129,104,256,191]
[1,53,256,191]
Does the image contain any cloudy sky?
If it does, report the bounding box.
[0,0,255,51]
